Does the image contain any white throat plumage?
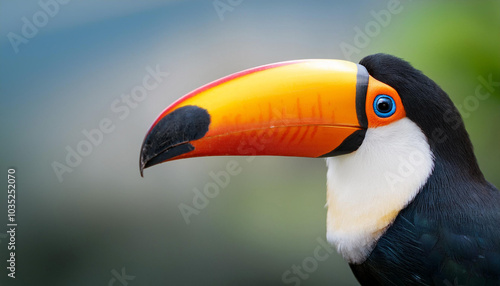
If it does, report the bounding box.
[325,117,434,264]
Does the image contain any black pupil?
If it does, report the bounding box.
[377,98,392,113]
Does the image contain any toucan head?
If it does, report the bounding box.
[139,53,482,263]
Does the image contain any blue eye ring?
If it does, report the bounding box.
[373,95,396,118]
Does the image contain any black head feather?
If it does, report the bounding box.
[360,54,483,180]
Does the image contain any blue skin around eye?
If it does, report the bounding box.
[373,95,396,118]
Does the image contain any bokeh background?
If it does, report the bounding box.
[1,1,499,285]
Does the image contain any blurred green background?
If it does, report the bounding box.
[1,1,499,285]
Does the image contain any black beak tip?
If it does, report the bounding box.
[138,105,211,178]
[139,147,146,177]
[139,164,145,177]
[139,136,150,178]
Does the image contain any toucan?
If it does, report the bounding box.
[139,54,500,285]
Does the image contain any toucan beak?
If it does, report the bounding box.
[140,59,372,176]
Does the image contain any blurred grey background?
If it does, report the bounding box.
[1,0,499,285]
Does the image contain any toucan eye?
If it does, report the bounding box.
[373,95,396,118]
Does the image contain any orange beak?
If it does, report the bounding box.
[140,59,372,176]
